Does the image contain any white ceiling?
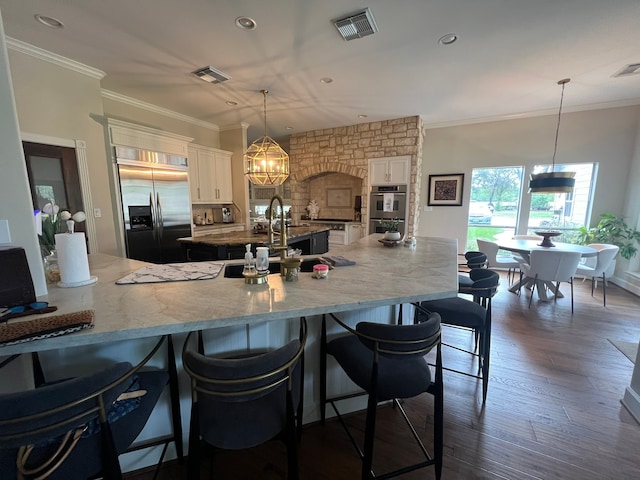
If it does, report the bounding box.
[1,0,639,142]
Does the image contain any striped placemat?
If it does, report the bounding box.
[0,310,94,347]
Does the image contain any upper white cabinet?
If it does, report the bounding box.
[189,144,233,204]
[369,156,410,185]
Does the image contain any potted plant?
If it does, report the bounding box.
[379,218,401,241]
[576,213,640,260]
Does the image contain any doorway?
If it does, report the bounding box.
[22,141,87,239]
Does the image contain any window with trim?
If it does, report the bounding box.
[526,163,596,243]
[466,166,524,251]
[466,163,597,251]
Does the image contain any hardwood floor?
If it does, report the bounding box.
[126,273,640,479]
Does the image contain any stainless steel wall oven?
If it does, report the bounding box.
[369,185,407,235]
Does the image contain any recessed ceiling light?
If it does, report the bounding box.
[235,16,257,30]
[438,33,458,45]
[358,114,368,119]
[320,77,334,84]
[285,126,294,130]
[34,14,64,29]
[226,100,238,106]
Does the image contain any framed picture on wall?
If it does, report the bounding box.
[428,173,464,206]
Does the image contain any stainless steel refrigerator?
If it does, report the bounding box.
[116,147,192,263]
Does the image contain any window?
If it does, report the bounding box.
[466,167,524,251]
[466,163,597,251]
[526,163,596,243]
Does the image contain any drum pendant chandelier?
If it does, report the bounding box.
[528,78,576,194]
[244,90,290,186]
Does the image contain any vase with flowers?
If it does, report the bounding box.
[379,217,402,241]
[37,203,86,282]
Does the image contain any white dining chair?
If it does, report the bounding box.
[509,235,543,264]
[519,250,582,314]
[476,239,520,284]
[575,244,619,306]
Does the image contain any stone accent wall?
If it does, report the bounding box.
[289,116,424,234]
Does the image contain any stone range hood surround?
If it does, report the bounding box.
[288,116,425,235]
[297,169,364,221]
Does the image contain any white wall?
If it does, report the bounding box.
[102,95,222,147]
[617,114,640,294]
[0,18,47,294]
[418,106,640,253]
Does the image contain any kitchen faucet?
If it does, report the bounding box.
[268,195,289,261]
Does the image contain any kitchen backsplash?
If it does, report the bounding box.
[308,172,362,220]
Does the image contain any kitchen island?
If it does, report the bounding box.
[0,234,457,472]
[178,225,330,260]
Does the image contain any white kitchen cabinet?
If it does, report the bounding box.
[370,156,410,185]
[189,144,233,204]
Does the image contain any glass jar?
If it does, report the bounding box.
[44,249,61,283]
[255,247,270,274]
[284,266,298,282]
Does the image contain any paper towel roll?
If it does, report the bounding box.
[54,232,91,284]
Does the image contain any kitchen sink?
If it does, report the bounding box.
[223,258,324,278]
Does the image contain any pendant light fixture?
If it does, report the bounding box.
[528,78,576,194]
[244,90,289,186]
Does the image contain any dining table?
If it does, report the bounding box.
[497,239,598,301]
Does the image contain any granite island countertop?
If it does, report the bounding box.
[0,234,458,355]
[177,225,330,247]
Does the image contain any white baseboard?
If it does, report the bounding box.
[622,387,640,425]
[610,275,640,297]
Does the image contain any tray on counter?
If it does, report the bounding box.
[378,238,404,247]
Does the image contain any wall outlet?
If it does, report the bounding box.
[94,208,102,218]
[424,206,433,212]
[0,219,11,244]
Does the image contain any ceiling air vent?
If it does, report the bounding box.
[612,63,640,78]
[192,66,231,84]
[333,7,378,41]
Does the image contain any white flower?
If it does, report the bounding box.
[60,211,72,221]
[42,203,54,215]
[72,211,87,222]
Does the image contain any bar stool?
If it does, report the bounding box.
[320,311,443,479]
[416,269,499,403]
[182,318,307,480]
[0,335,176,480]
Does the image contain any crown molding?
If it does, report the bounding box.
[101,90,219,131]
[219,122,250,132]
[5,37,105,80]
[423,97,640,130]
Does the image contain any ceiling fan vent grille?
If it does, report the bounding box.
[333,8,378,41]
[192,66,231,84]
[612,63,640,78]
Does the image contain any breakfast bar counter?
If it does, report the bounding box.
[0,234,457,356]
[0,234,458,472]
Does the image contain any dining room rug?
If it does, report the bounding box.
[608,338,639,364]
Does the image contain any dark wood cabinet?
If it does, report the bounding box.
[287,230,329,256]
[311,230,329,254]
